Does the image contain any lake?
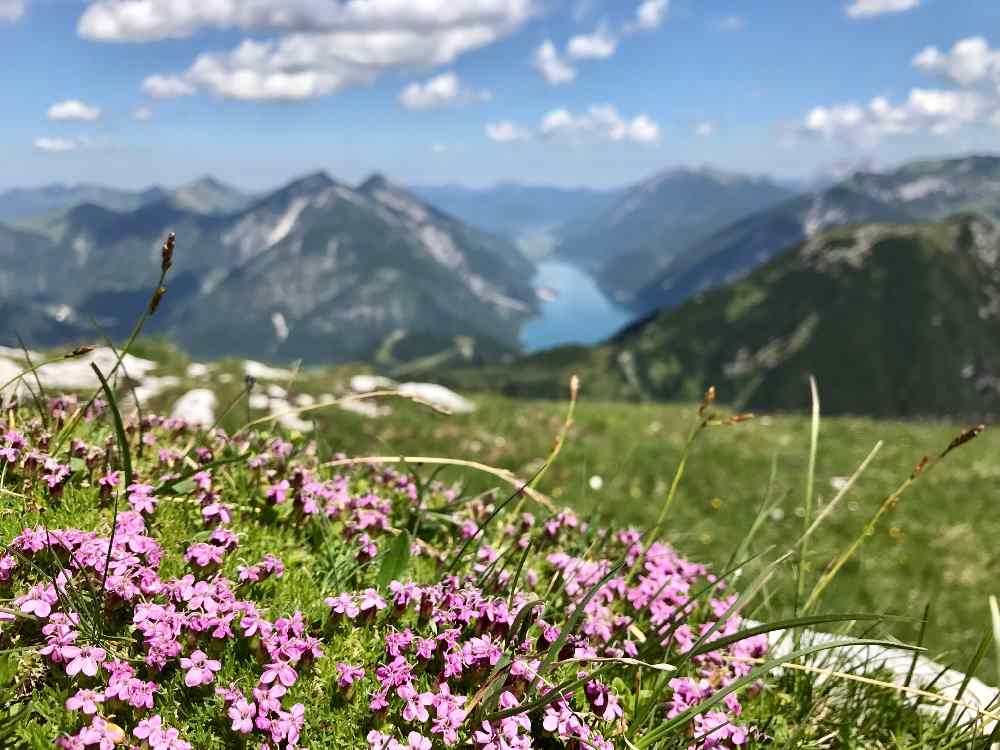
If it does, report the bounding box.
[519,260,634,352]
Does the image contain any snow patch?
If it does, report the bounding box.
[271,312,290,342]
[267,197,308,246]
[896,177,955,202]
[418,225,463,269]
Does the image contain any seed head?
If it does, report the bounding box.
[941,424,985,458]
[161,232,175,273]
[149,286,167,315]
[65,345,95,359]
[699,386,717,420]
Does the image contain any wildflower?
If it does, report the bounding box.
[128,482,157,514]
[228,698,256,734]
[261,659,298,687]
[65,688,105,715]
[98,470,121,497]
[18,583,57,618]
[62,645,107,677]
[180,649,221,687]
[325,593,360,620]
[336,663,365,689]
[184,542,224,568]
[267,479,291,505]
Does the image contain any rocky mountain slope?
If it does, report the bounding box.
[632,155,1000,317]
[554,167,795,305]
[435,214,1000,418]
[0,172,538,366]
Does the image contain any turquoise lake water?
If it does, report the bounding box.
[519,260,634,352]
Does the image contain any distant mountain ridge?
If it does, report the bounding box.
[0,171,538,366]
[0,177,255,226]
[410,183,621,243]
[631,154,1000,316]
[553,167,796,306]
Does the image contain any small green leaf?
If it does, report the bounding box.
[376,530,411,589]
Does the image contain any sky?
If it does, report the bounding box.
[2,0,1000,191]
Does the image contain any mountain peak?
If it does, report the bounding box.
[358,173,403,195]
[283,171,336,194]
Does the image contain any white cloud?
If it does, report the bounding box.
[142,74,196,98]
[399,71,490,111]
[78,0,539,41]
[539,105,660,145]
[89,1,537,102]
[797,33,1000,146]
[0,0,23,22]
[485,120,530,142]
[533,39,576,84]
[695,121,715,137]
[913,37,1000,86]
[567,26,616,60]
[845,0,919,19]
[626,0,669,33]
[132,106,153,121]
[143,24,522,102]
[798,88,993,144]
[33,137,78,153]
[47,99,102,122]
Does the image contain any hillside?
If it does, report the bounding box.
[0,172,538,365]
[434,214,1000,419]
[633,154,1000,316]
[555,167,794,304]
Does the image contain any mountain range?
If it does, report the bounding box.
[432,213,1000,419]
[5,153,1000,416]
[0,172,538,367]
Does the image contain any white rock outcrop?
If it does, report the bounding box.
[397,382,476,414]
[170,389,217,425]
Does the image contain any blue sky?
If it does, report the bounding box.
[2,0,1000,191]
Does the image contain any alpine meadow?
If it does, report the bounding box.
[3,2,1000,750]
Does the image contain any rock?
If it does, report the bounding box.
[186,363,211,378]
[350,374,398,393]
[171,389,217,425]
[267,398,313,432]
[0,348,158,398]
[756,621,998,731]
[266,384,287,398]
[131,375,180,404]
[244,360,293,382]
[0,357,29,400]
[339,398,382,419]
[248,393,270,410]
[295,393,316,407]
[397,382,476,414]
